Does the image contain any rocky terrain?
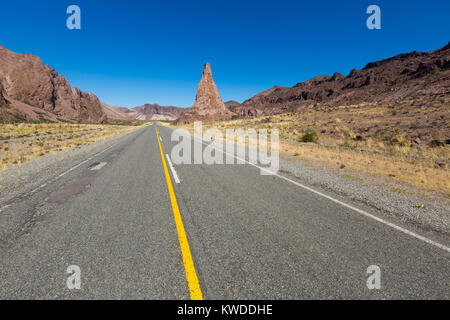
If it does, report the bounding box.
[102,103,185,121]
[101,103,134,121]
[229,42,450,117]
[3,42,448,126]
[125,104,184,121]
[0,45,107,123]
[174,63,233,124]
[0,83,7,106]
[224,100,240,110]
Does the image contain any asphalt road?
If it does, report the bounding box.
[0,123,448,299]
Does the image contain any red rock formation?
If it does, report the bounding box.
[175,63,233,124]
[229,42,450,117]
[0,45,106,123]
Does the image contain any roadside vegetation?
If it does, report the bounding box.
[0,122,146,171]
[106,119,148,126]
[174,99,450,196]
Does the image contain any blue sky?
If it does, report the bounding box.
[0,0,449,108]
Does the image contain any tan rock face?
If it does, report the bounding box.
[0,45,106,123]
[175,63,233,124]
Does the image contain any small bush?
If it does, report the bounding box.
[429,140,444,148]
[298,130,319,143]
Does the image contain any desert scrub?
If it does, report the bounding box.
[298,130,319,143]
[0,123,146,171]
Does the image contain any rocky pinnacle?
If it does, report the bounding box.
[175,63,233,124]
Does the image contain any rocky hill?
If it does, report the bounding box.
[224,100,240,110]
[127,104,184,121]
[101,103,134,121]
[102,104,184,121]
[175,63,233,124]
[0,45,106,123]
[230,42,450,117]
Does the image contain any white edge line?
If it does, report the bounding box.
[166,154,180,184]
[188,134,450,253]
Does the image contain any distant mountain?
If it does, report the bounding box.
[129,104,185,121]
[229,42,450,117]
[0,45,107,123]
[101,103,133,121]
[224,100,240,110]
[175,63,233,124]
[103,103,185,121]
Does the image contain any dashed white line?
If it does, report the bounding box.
[166,154,180,184]
[188,134,450,253]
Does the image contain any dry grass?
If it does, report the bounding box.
[277,141,449,195]
[0,123,146,171]
[170,102,450,196]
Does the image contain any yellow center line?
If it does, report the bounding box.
[155,126,203,300]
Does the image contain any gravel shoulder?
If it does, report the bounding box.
[279,153,449,236]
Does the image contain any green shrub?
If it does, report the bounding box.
[13,114,28,122]
[298,130,319,143]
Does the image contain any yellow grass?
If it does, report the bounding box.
[0,123,146,171]
[278,141,450,195]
